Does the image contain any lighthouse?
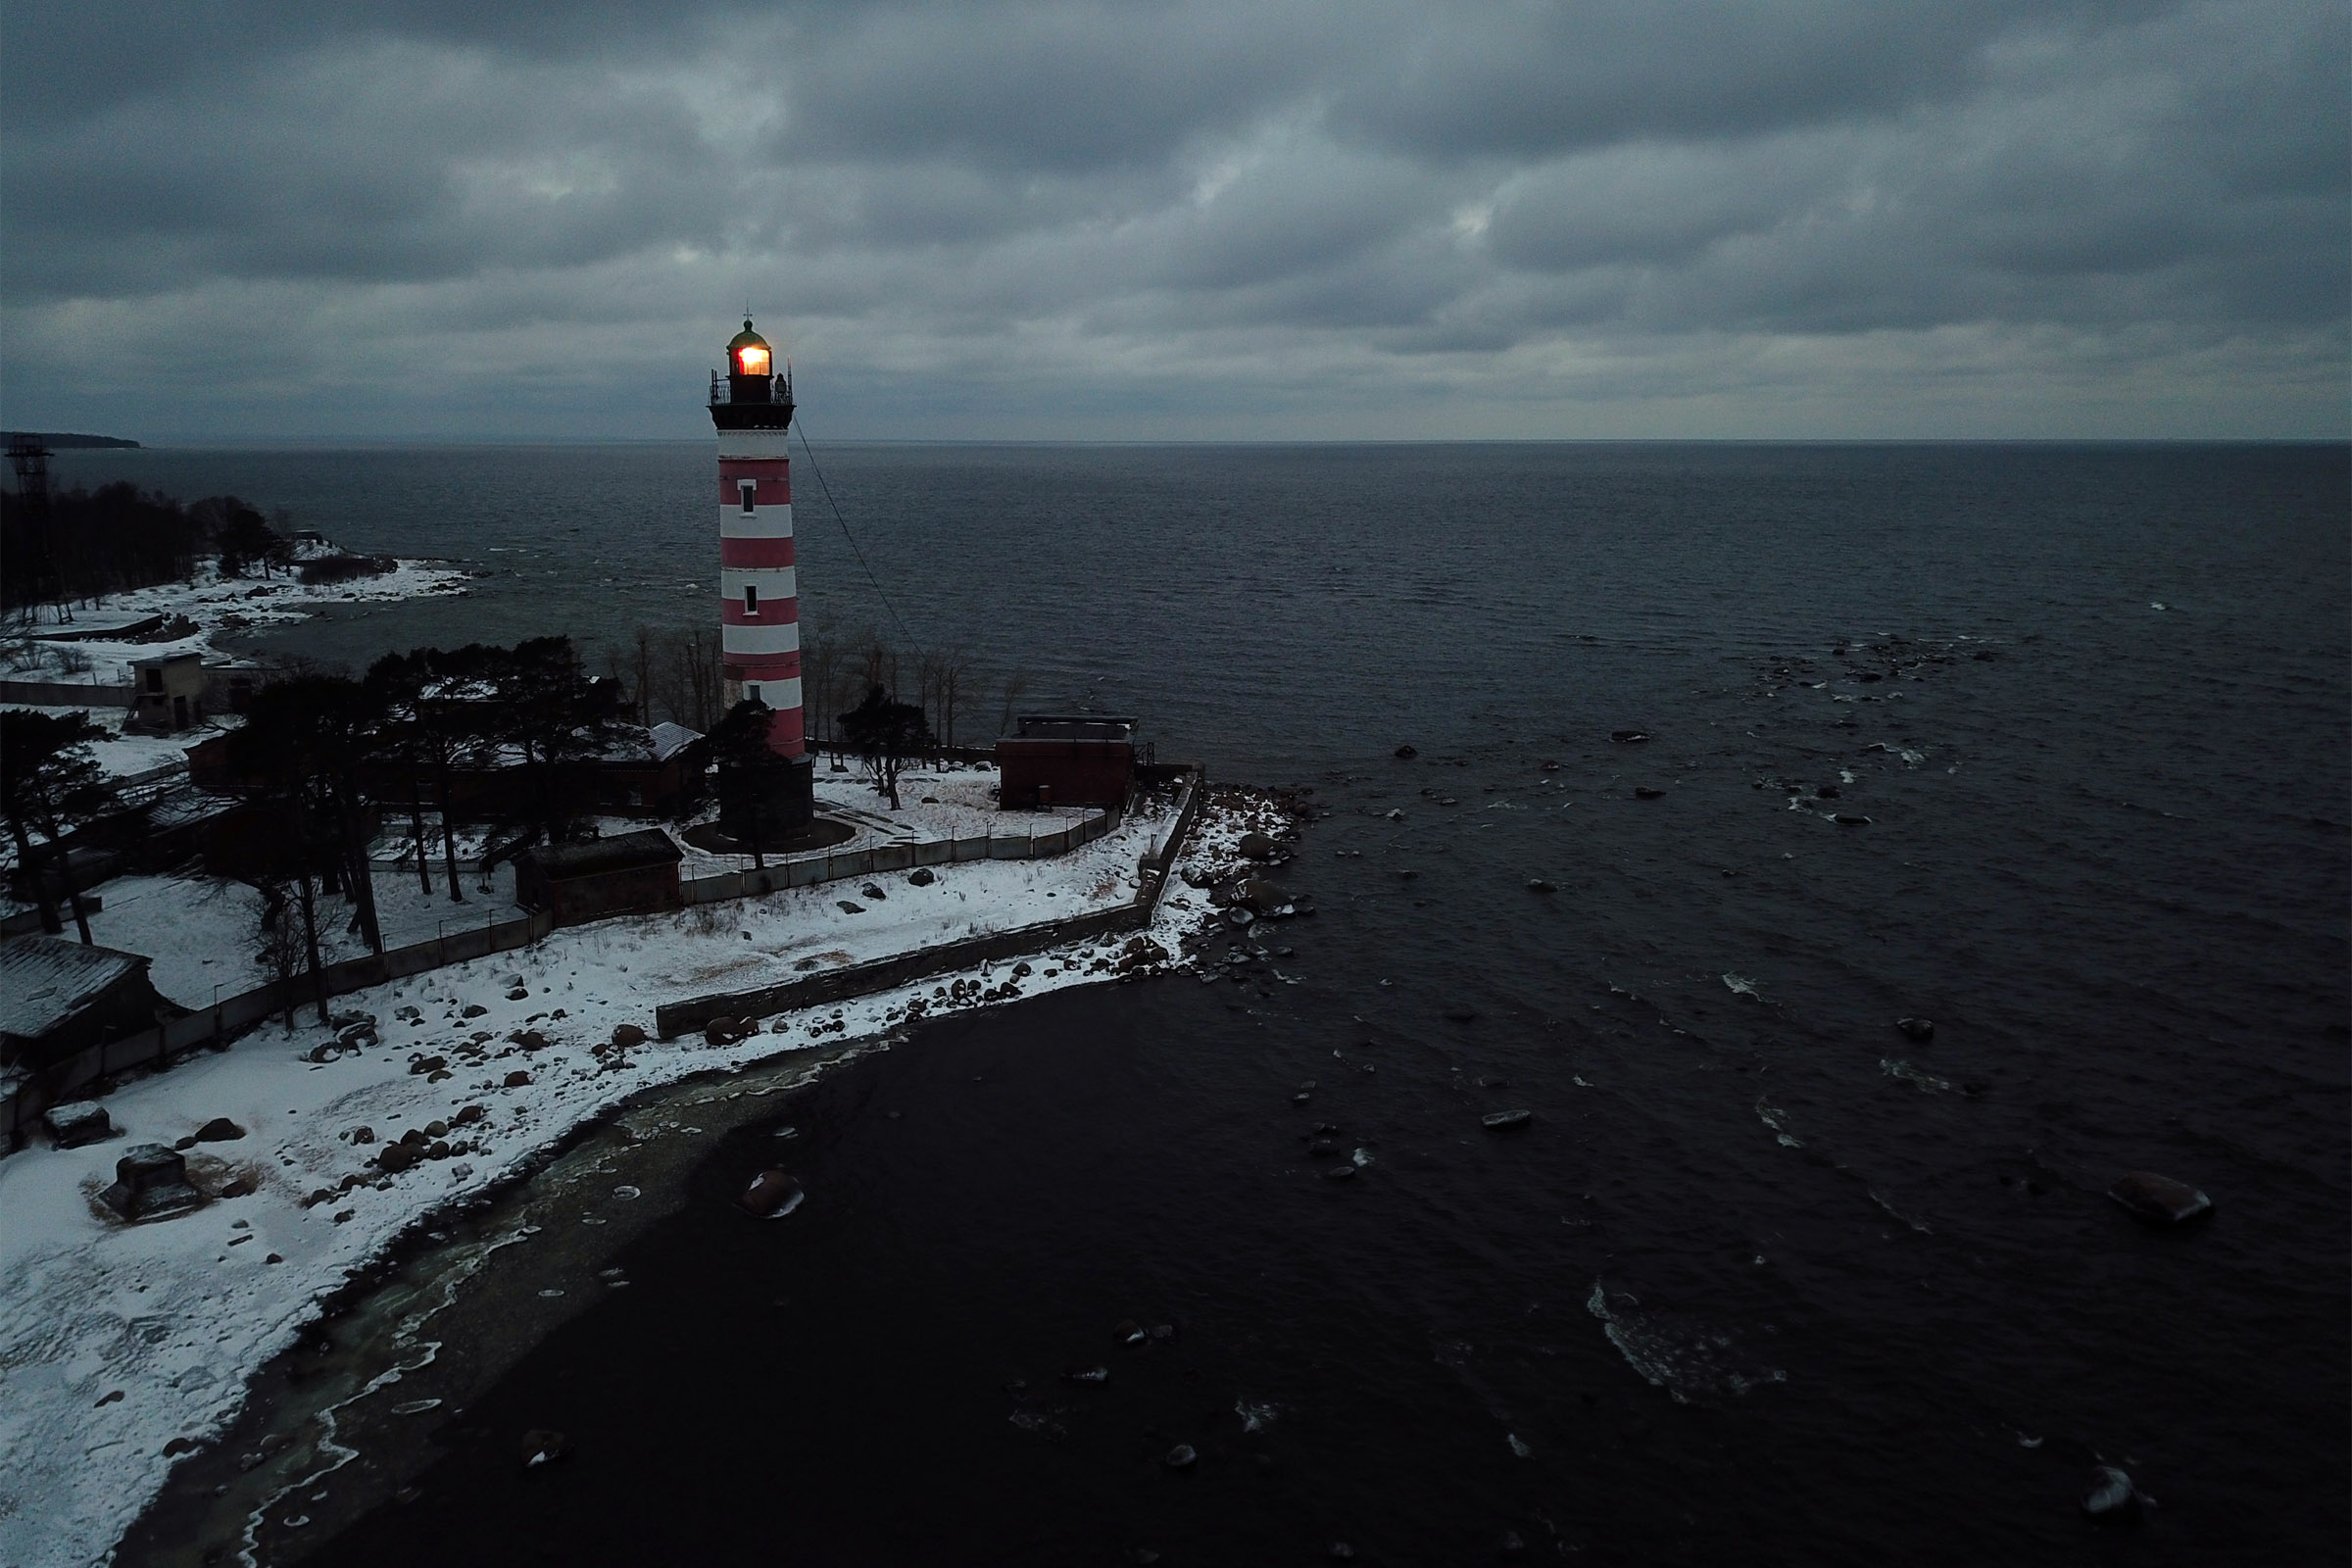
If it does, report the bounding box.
[710,318,814,831]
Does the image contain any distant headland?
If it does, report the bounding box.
[4,431,141,449]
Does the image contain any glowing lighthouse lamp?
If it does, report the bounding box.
[709,318,814,837]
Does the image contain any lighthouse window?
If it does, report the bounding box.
[746,684,760,704]
[743,585,760,614]
[739,481,758,514]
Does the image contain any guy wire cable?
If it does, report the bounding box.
[792,415,926,664]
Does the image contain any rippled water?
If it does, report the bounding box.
[62,441,2350,1564]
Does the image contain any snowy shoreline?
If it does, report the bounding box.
[6,553,472,693]
[0,787,1296,1568]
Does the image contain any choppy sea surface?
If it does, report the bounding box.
[58,441,2351,1564]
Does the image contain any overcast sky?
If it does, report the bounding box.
[2,0,2343,441]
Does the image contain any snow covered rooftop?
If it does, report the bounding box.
[649,721,703,761]
[0,937,151,1042]
[526,830,683,878]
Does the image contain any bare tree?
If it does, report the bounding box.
[631,626,656,727]
[839,685,934,811]
[937,643,977,753]
[654,627,725,733]
[913,646,948,760]
[800,608,840,760]
[997,667,1031,739]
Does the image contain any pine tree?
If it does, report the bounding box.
[0,710,120,942]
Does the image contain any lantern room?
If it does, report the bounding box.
[717,318,793,414]
[729,320,771,376]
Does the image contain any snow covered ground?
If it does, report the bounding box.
[0,705,221,783]
[7,555,469,689]
[83,765,1148,1009]
[0,786,1278,1568]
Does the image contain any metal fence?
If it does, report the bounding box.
[0,678,136,709]
[1,908,555,1150]
[677,811,1112,905]
[1,772,1199,1152]
[654,768,1204,1040]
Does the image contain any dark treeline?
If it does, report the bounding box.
[609,612,1022,752]
[1,483,359,615]
[220,637,631,1023]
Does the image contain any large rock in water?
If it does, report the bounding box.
[101,1145,204,1220]
[2082,1465,2136,1517]
[1237,831,1283,862]
[736,1168,804,1217]
[1236,877,1300,916]
[2108,1170,2213,1225]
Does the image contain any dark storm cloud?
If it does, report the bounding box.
[0,0,2341,438]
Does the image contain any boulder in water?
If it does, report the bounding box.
[519,1429,569,1468]
[1482,1109,1534,1131]
[1237,877,1298,916]
[1527,878,1556,893]
[736,1168,804,1217]
[1896,1017,1935,1043]
[1164,1443,1199,1469]
[2081,1465,2135,1517]
[1634,786,1665,800]
[1237,831,1283,861]
[1611,729,1649,743]
[1394,745,1418,760]
[2108,1170,2213,1225]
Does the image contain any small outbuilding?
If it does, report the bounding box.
[0,936,173,1072]
[515,830,685,926]
[996,714,1137,810]
[128,652,207,734]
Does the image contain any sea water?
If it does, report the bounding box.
[63,441,2349,1565]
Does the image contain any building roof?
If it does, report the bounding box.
[648,722,704,762]
[524,829,682,880]
[1011,714,1137,741]
[0,937,151,1041]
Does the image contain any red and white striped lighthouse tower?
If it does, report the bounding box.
[711,319,802,749]
[710,318,814,825]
